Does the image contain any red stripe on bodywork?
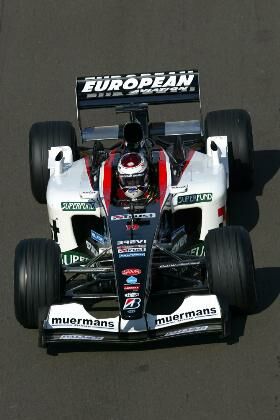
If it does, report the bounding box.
[159,150,168,208]
[103,153,115,213]
[218,206,225,218]
[84,156,94,188]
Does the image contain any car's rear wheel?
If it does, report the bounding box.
[204,226,257,313]
[204,109,254,190]
[29,121,78,203]
[14,238,64,328]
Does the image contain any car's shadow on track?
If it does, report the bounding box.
[255,267,280,313]
[226,149,280,345]
[229,266,280,344]
[228,150,280,231]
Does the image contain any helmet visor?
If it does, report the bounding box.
[120,174,146,188]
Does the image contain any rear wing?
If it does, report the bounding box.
[76,70,200,110]
[75,70,201,141]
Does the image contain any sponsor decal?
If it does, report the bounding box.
[91,230,106,244]
[122,268,142,276]
[86,240,98,256]
[171,225,185,241]
[171,225,187,253]
[127,187,138,193]
[171,185,188,190]
[126,223,139,231]
[119,253,145,258]
[172,235,188,253]
[61,202,96,211]
[51,317,114,329]
[80,191,95,197]
[61,252,90,265]
[118,246,146,254]
[126,276,138,284]
[155,307,217,326]
[186,244,205,257]
[125,292,140,298]
[117,239,146,245]
[177,193,213,205]
[123,298,141,310]
[124,285,140,291]
[164,326,208,337]
[59,334,104,341]
[111,213,156,220]
[81,71,196,98]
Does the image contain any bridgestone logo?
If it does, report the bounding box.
[177,193,213,205]
[81,71,196,98]
[61,202,96,211]
[155,307,217,326]
[51,317,114,329]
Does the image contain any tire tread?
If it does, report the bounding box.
[14,238,63,328]
[205,226,257,312]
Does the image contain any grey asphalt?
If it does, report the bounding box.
[0,1,279,419]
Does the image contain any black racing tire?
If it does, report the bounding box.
[204,109,254,190]
[14,238,64,329]
[205,226,257,313]
[29,121,78,203]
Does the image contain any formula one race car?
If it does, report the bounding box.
[14,70,257,348]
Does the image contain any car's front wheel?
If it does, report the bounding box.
[14,238,64,328]
[205,226,257,313]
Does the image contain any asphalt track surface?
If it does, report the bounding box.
[0,1,279,419]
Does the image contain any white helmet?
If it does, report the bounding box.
[118,153,148,199]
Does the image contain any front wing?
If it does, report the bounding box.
[41,295,228,346]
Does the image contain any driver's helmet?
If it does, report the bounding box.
[117,152,148,199]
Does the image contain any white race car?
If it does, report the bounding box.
[14,70,257,347]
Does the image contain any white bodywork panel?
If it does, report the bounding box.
[206,135,229,187]
[45,294,222,333]
[47,137,229,252]
[171,139,228,240]
[48,146,73,176]
[47,148,101,252]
